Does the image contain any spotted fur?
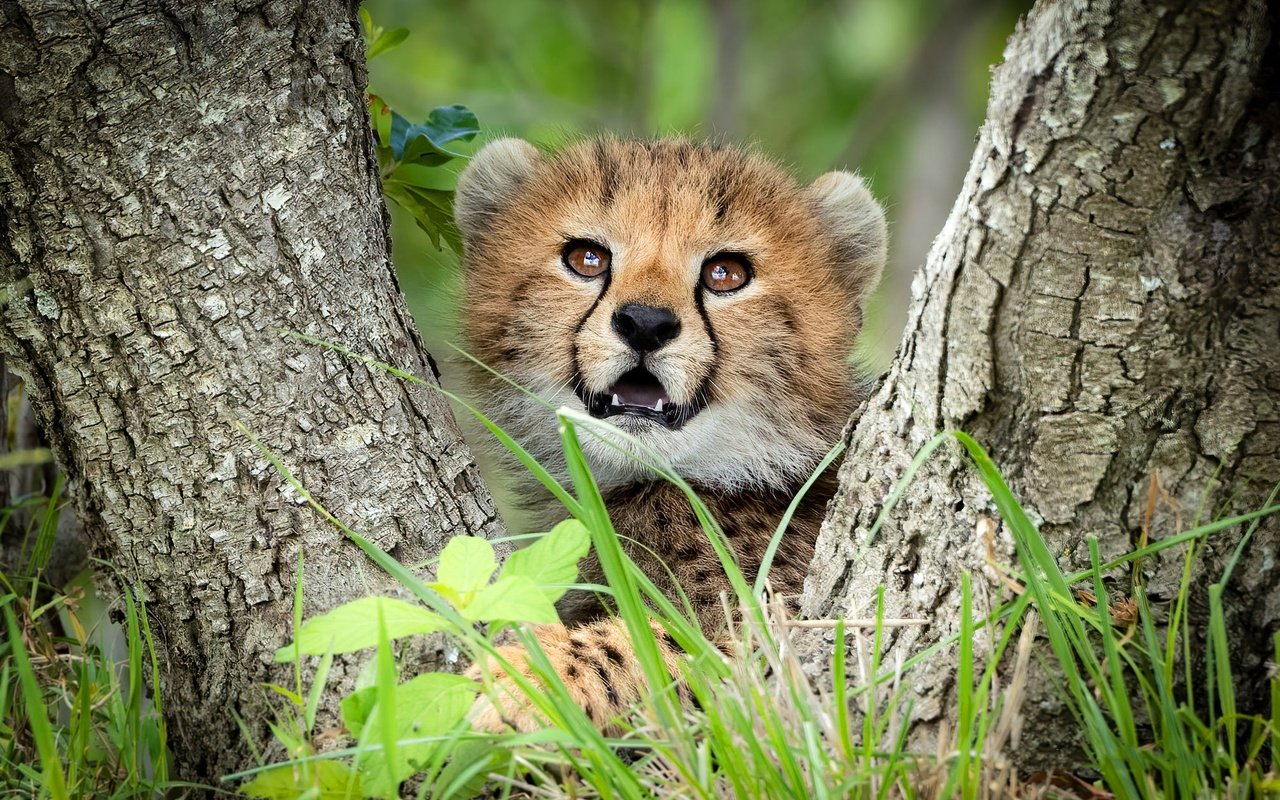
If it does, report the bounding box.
[455,137,886,732]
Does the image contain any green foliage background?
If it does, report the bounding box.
[364,0,1028,375]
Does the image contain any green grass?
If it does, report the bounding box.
[0,489,183,798]
[7,342,1278,798]
[226,341,1280,799]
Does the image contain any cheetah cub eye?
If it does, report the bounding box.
[563,240,611,278]
[701,254,751,293]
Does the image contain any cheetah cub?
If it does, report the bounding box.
[453,137,886,732]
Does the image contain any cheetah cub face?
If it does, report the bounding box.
[454,138,886,493]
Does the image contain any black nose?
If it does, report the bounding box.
[611,303,681,352]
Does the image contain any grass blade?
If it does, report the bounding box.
[754,439,844,597]
[4,603,69,800]
[1208,583,1237,773]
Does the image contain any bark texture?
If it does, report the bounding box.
[803,0,1279,767]
[0,0,499,778]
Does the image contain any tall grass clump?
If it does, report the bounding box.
[1,480,182,798]
[234,339,1280,799]
[953,433,1279,798]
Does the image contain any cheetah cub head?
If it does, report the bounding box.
[455,138,886,493]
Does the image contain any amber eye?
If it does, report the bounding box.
[563,240,611,278]
[701,254,751,293]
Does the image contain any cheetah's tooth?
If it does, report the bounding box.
[612,394,621,406]
[654,399,664,412]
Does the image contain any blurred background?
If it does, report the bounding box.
[364,0,1029,376]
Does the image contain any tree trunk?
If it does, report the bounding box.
[803,0,1279,767]
[0,0,499,779]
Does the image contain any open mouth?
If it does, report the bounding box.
[577,367,706,430]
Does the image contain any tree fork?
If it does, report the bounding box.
[0,0,500,777]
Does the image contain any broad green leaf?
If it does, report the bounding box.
[388,110,440,163]
[388,105,478,163]
[382,182,456,250]
[378,183,455,241]
[398,184,455,212]
[502,519,590,602]
[340,686,375,738]
[272,597,446,661]
[383,185,443,249]
[414,201,461,252]
[368,27,408,60]
[386,163,455,190]
[435,536,496,597]
[419,104,480,146]
[358,674,478,798]
[433,740,510,800]
[241,761,361,799]
[461,575,559,624]
[375,145,393,175]
[354,656,379,691]
[385,108,418,158]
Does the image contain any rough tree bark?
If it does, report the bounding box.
[0,0,500,778]
[801,0,1279,767]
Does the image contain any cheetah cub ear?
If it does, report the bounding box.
[805,171,888,308]
[454,137,540,244]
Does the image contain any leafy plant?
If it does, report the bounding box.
[232,508,592,799]
[361,9,479,251]
[235,334,1280,799]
